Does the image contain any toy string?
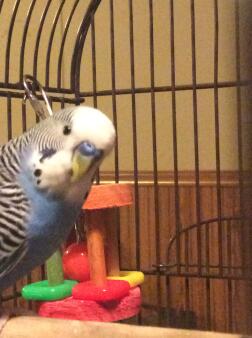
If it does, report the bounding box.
[23,75,64,285]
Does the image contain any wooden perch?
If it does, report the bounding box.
[1,316,251,338]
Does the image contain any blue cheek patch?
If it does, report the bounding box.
[40,148,57,162]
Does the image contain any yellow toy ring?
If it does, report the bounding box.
[108,271,144,288]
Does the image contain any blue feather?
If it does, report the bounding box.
[0,169,82,290]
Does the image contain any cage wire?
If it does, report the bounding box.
[0,0,252,334]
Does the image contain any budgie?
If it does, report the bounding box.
[0,105,115,291]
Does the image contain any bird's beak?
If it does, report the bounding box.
[71,145,103,182]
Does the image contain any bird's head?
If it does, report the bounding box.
[22,106,115,200]
[58,105,115,182]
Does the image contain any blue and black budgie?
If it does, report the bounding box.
[0,105,115,291]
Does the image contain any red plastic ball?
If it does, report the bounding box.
[63,242,90,282]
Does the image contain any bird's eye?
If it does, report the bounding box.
[63,125,71,135]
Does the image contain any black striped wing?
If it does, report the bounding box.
[0,157,29,278]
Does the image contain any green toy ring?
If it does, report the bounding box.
[22,280,77,301]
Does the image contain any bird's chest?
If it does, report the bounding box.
[19,172,87,264]
[27,196,80,260]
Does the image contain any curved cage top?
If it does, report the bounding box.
[0,0,101,96]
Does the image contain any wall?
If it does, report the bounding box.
[0,0,250,171]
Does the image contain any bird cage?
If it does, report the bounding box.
[0,0,252,335]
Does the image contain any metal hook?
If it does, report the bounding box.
[23,75,53,120]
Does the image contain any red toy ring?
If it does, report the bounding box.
[72,279,130,302]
